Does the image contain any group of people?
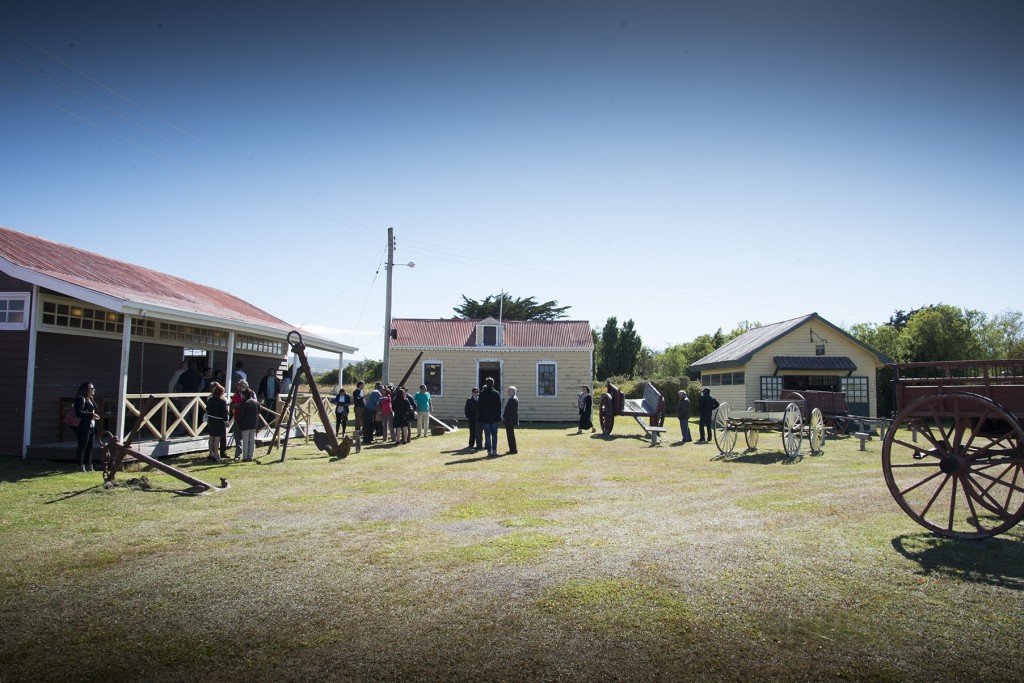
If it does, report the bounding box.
[352,382,434,446]
[70,365,721,472]
[675,387,720,444]
[462,377,518,456]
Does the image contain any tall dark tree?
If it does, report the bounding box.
[453,293,570,320]
[596,316,644,380]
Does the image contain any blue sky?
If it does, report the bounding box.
[2,1,1022,359]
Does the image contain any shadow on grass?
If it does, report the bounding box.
[711,451,804,465]
[892,533,1024,590]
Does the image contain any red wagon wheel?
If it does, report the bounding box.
[599,393,615,434]
[882,392,1024,539]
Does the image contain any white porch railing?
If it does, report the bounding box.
[122,392,327,442]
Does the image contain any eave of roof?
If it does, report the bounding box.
[774,355,858,371]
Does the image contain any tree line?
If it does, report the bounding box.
[322,292,1024,386]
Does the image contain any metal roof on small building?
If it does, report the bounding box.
[690,313,890,372]
[773,355,858,371]
[391,318,594,349]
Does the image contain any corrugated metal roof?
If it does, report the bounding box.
[774,355,857,371]
[690,312,891,371]
[0,226,355,353]
[391,318,593,349]
[691,315,814,369]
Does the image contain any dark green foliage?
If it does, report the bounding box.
[453,293,570,320]
[596,317,643,380]
[343,359,382,385]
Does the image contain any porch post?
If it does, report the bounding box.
[337,352,344,390]
[116,313,133,441]
[21,285,40,458]
[226,331,236,389]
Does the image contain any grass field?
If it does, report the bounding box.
[1,420,1022,682]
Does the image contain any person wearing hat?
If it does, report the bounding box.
[677,390,693,443]
[697,387,719,443]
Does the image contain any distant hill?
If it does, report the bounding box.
[305,356,350,375]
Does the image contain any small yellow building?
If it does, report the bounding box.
[388,317,594,422]
[690,313,891,417]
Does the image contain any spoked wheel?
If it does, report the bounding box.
[827,415,850,436]
[809,408,826,455]
[713,402,737,454]
[882,392,1024,539]
[599,393,615,435]
[782,403,803,457]
[744,427,759,451]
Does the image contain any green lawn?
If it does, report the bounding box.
[1,421,1022,682]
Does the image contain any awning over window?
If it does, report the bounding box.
[773,356,857,371]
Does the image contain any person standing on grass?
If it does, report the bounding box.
[205,382,228,461]
[392,387,412,444]
[230,380,249,460]
[238,388,260,462]
[503,386,519,455]
[362,383,382,444]
[698,387,719,443]
[677,390,693,443]
[576,385,594,434]
[380,387,394,442]
[464,387,481,450]
[414,384,432,437]
[72,381,101,472]
[331,387,351,435]
[352,381,365,435]
[477,377,502,456]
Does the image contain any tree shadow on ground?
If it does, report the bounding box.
[891,532,1024,590]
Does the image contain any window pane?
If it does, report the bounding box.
[538,363,556,396]
[483,326,496,346]
[424,363,442,395]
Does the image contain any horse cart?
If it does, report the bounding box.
[599,382,667,444]
[881,359,1024,539]
[711,392,826,458]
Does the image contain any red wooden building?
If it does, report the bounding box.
[0,226,356,458]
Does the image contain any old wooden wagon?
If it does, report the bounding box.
[711,392,826,458]
[881,359,1024,539]
[599,382,667,444]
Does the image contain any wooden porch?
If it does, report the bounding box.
[28,392,326,461]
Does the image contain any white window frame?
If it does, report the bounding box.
[422,360,443,397]
[536,360,557,398]
[0,292,30,331]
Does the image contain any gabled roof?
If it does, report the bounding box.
[391,318,594,349]
[690,313,891,371]
[0,226,355,354]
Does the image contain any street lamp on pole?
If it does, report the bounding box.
[382,226,414,386]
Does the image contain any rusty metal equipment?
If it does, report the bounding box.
[711,392,826,459]
[272,330,353,461]
[881,359,1024,539]
[101,396,229,494]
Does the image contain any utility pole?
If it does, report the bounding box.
[382,227,414,386]
[382,227,394,385]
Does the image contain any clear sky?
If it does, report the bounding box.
[2,1,1022,360]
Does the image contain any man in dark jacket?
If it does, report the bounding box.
[477,377,502,456]
[503,386,519,454]
[464,387,481,450]
[362,383,382,444]
[697,388,719,443]
[256,367,280,410]
[677,390,693,443]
